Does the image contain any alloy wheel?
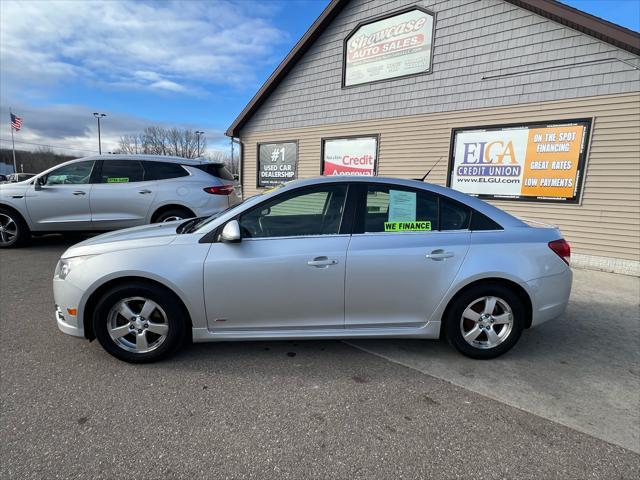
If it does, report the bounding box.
[0,213,18,246]
[107,297,169,354]
[459,296,514,349]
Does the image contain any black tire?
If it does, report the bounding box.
[153,208,193,223]
[444,283,525,359]
[0,207,30,248]
[93,282,188,363]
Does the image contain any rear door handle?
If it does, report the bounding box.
[72,191,86,196]
[426,249,454,261]
[138,189,152,194]
[307,256,339,268]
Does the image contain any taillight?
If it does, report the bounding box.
[548,239,571,265]
[203,185,234,195]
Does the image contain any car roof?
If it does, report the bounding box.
[259,176,527,228]
[73,154,214,166]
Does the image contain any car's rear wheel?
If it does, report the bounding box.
[93,282,187,363]
[153,208,193,223]
[0,208,30,248]
[444,283,525,359]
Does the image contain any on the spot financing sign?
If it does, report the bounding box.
[344,8,434,87]
[322,136,377,176]
[448,119,591,203]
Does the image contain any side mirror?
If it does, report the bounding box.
[34,177,44,190]
[220,220,241,243]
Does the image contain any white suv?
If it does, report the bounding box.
[0,155,240,247]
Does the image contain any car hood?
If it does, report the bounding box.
[62,221,182,258]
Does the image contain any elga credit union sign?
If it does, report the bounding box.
[448,119,592,203]
[322,136,378,176]
[344,7,435,87]
[257,141,298,187]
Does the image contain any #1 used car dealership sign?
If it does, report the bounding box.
[448,119,592,203]
[344,7,435,87]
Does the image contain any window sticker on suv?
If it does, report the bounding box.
[384,221,432,232]
[107,177,130,183]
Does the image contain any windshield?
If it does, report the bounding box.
[182,197,254,234]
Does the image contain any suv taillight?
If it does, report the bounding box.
[203,185,234,195]
[548,239,571,265]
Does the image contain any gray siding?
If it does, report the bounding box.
[241,0,640,134]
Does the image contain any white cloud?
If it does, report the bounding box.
[0,103,228,158]
[0,0,288,97]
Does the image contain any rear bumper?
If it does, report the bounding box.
[526,267,573,327]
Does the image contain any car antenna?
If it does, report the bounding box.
[417,156,444,182]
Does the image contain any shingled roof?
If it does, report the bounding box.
[226,0,640,137]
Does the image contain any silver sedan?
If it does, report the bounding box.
[53,176,572,363]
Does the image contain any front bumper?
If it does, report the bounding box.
[53,277,85,338]
[526,267,573,327]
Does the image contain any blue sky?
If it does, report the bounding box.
[0,0,638,157]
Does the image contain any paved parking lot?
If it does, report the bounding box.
[1,236,639,479]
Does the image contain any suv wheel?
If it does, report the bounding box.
[93,282,187,363]
[154,208,192,223]
[444,283,525,359]
[0,208,30,248]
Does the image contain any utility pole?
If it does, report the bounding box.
[93,112,106,154]
[195,131,204,157]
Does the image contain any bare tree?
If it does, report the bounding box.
[116,126,206,159]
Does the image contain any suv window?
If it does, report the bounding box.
[239,185,348,238]
[99,160,144,183]
[364,185,438,233]
[45,161,95,185]
[142,161,189,180]
[193,163,234,181]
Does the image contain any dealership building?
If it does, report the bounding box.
[226,0,640,275]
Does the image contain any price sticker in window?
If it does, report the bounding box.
[107,177,130,183]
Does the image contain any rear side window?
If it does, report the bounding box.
[142,161,188,180]
[439,197,471,231]
[99,160,144,183]
[470,211,503,230]
[193,163,234,181]
[364,185,438,233]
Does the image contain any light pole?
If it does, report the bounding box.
[93,112,106,154]
[195,131,204,157]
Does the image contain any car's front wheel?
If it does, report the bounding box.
[444,283,525,359]
[93,282,188,363]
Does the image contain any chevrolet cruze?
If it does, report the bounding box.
[0,155,239,247]
[53,176,572,362]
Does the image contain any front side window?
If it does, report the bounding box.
[99,160,144,183]
[239,185,348,238]
[45,161,95,185]
[363,185,438,233]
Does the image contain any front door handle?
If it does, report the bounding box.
[307,256,339,268]
[426,249,455,261]
[72,191,86,196]
[138,189,152,194]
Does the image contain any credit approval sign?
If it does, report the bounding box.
[448,119,591,203]
[322,136,378,176]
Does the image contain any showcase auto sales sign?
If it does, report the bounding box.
[344,8,434,86]
[323,137,377,176]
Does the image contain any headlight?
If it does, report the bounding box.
[54,255,94,280]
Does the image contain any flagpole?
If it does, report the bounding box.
[10,107,17,174]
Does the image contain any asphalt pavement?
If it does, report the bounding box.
[1,235,639,479]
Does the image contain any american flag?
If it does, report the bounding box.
[10,113,22,131]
